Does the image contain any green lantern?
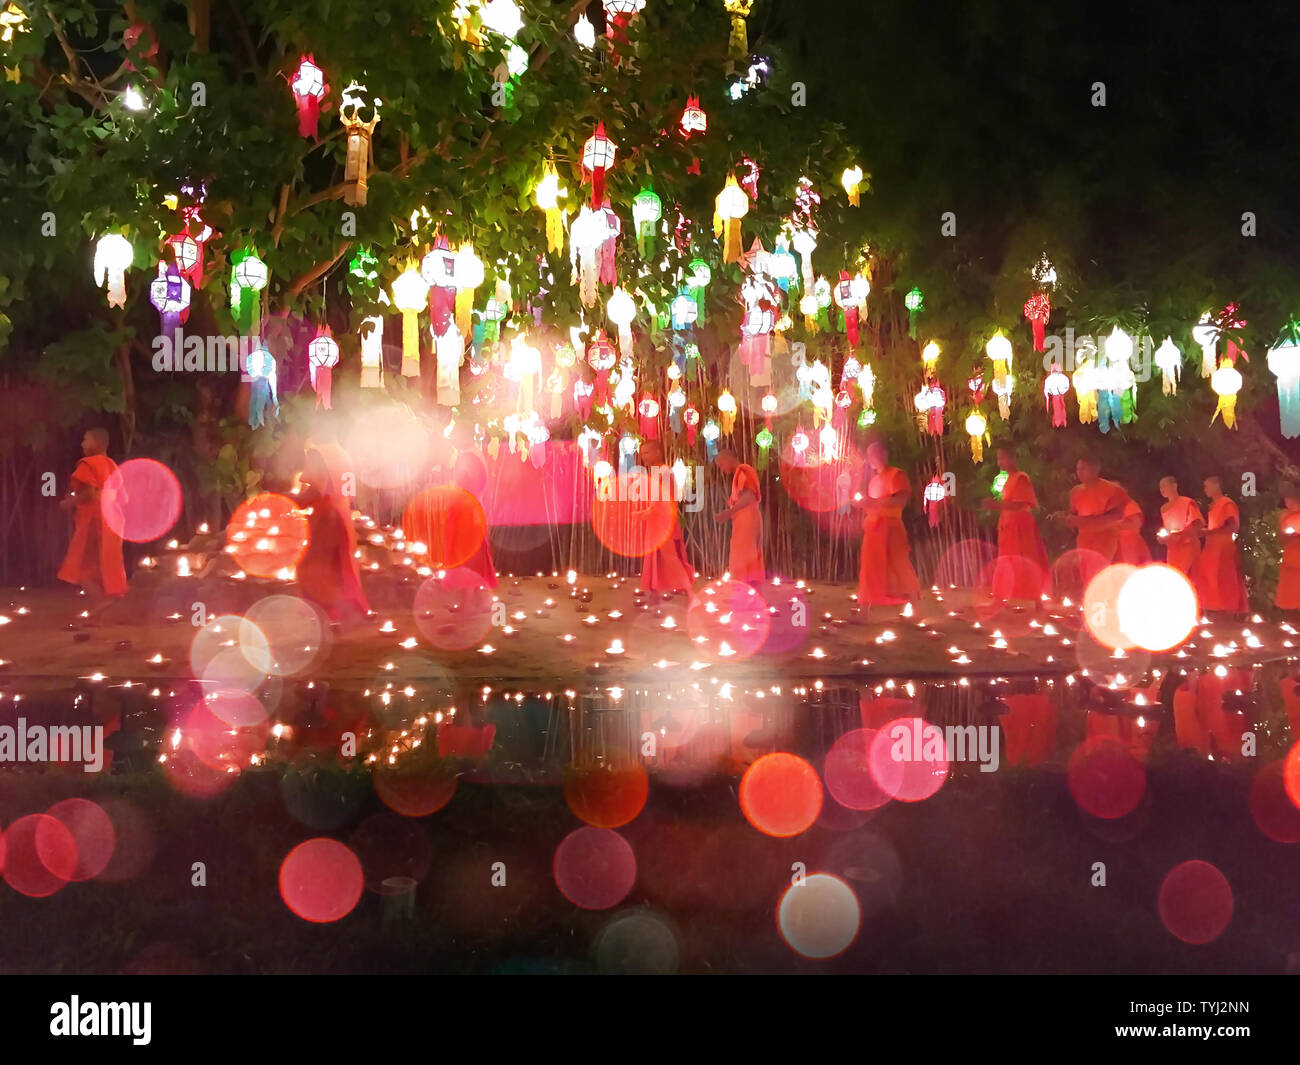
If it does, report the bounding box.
[632,186,662,259]
[904,286,924,339]
[755,426,774,470]
[857,408,876,428]
[991,470,1009,498]
[688,258,711,323]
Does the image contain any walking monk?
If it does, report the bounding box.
[1195,475,1249,614]
[1115,488,1151,565]
[856,441,921,613]
[637,439,694,596]
[1275,485,1300,612]
[1157,476,1204,576]
[296,444,370,624]
[57,427,127,624]
[713,448,765,584]
[981,447,1048,607]
[1058,455,1129,589]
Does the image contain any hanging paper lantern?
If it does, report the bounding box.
[607,287,636,359]
[1154,337,1182,395]
[573,377,595,421]
[631,186,662,259]
[755,426,774,469]
[433,320,465,405]
[481,279,511,344]
[986,332,1013,419]
[967,370,986,407]
[791,228,817,293]
[1267,323,1300,439]
[1044,366,1070,427]
[767,238,798,291]
[965,411,988,461]
[914,384,945,435]
[841,165,864,206]
[638,393,661,440]
[790,425,810,465]
[670,291,698,331]
[680,94,708,137]
[921,340,941,378]
[391,265,429,378]
[1211,357,1242,429]
[1023,291,1050,353]
[359,305,385,389]
[307,329,339,410]
[420,235,458,335]
[165,231,200,285]
[1072,360,1098,424]
[481,0,524,38]
[586,330,617,405]
[833,271,862,348]
[686,258,712,323]
[904,286,924,339]
[290,56,328,140]
[505,335,542,414]
[723,0,754,58]
[603,0,645,39]
[1103,325,1134,366]
[923,476,947,527]
[339,81,381,206]
[533,162,568,254]
[857,408,876,428]
[760,391,779,427]
[581,122,617,207]
[819,424,838,462]
[683,404,701,446]
[701,418,721,460]
[717,389,738,435]
[714,175,748,264]
[94,233,133,308]
[1192,312,1219,379]
[570,205,612,308]
[598,198,621,288]
[149,259,190,350]
[246,346,279,429]
[574,13,596,48]
[229,248,268,336]
[454,244,484,335]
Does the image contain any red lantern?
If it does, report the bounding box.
[967,371,986,407]
[1023,292,1051,353]
[586,330,617,405]
[582,122,618,207]
[1044,366,1070,428]
[683,404,700,446]
[680,94,708,137]
[638,393,661,440]
[290,55,329,140]
[923,476,947,527]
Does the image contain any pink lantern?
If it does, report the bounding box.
[1023,292,1051,353]
[680,94,708,138]
[308,329,340,410]
[290,55,329,140]
[1044,366,1070,428]
[683,405,700,446]
[638,393,661,440]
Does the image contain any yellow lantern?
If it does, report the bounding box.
[1211,357,1242,429]
[339,81,381,206]
[965,411,988,462]
[454,243,483,336]
[717,389,737,435]
[841,165,864,206]
[534,161,567,254]
[723,0,754,58]
[921,340,940,376]
[391,265,429,378]
[986,332,1013,417]
[713,175,748,264]
[1073,360,1099,424]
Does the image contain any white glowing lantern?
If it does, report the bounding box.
[454,244,484,335]
[1211,358,1243,428]
[671,292,698,329]
[1267,328,1300,439]
[607,287,636,358]
[391,266,430,377]
[360,300,386,389]
[574,13,596,48]
[964,411,988,461]
[1192,312,1218,378]
[818,424,838,461]
[857,363,875,407]
[1154,337,1182,395]
[480,0,523,39]
[713,176,749,263]
[841,165,864,206]
[791,227,817,291]
[1103,325,1134,364]
[308,331,340,409]
[570,205,612,307]
[94,233,133,307]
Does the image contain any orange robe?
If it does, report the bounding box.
[1195,497,1248,612]
[994,471,1049,601]
[1160,496,1203,575]
[858,467,921,606]
[1275,508,1300,610]
[727,464,765,584]
[640,468,694,594]
[1069,478,1128,560]
[296,448,370,621]
[57,454,128,597]
[1116,498,1151,565]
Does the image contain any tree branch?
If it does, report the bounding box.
[286,242,351,300]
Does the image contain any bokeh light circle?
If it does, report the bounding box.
[686,578,772,661]
[101,458,183,543]
[1117,564,1198,651]
[412,568,495,651]
[868,717,949,802]
[226,493,309,577]
[564,749,649,828]
[1250,760,1300,843]
[1067,735,1146,819]
[590,472,676,558]
[2,814,77,897]
[777,872,861,959]
[594,910,680,974]
[45,798,116,881]
[243,595,328,676]
[279,838,365,923]
[824,729,895,811]
[372,755,459,818]
[1157,860,1233,945]
[401,486,487,569]
[1083,564,1138,650]
[739,752,823,837]
[553,827,637,910]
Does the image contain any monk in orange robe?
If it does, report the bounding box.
[714,448,764,584]
[58,428,128,623]
[638,440,694,595]
[1275,486,1300,612]
[981,447,1049,607]
[856,441,921,612]
[1057,455,1129,590]
[1157,476,1204,576]
[1194,475,1249,614]
[1115,490,1151,565]
[296,445,370,624]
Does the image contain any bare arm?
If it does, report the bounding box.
[715,489,757,522]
